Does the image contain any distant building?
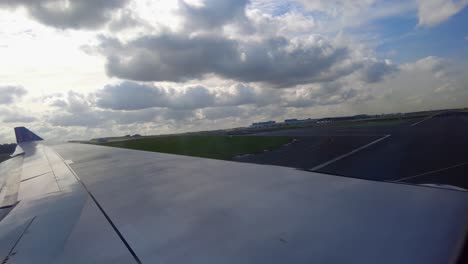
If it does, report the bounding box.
[284,118,316,125]
[250,121,276,128]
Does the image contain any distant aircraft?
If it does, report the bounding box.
[0,127,466,263]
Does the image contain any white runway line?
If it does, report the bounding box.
[410,117,432,127]
[310,134,391,171]
[410,112,445,127]
[394,161,468,182]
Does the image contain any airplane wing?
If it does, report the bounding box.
[0,127,467,263]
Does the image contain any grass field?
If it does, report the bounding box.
[98,135,291,160]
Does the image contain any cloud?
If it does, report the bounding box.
[95,82,167,110]
[45,90,158,127]
[245,9,316,37]
[94,81,277,110]
[50,99,68,108]
[282,82,366,108]
[295,0,377,15]
[95,82,216,110]
[48,112,105,127]
[93,1,397,88]
[0,107,36,123]
[293,0,415,30]
[48,108,161,127]
[179,0,249,31]
[98,32,378,87]
[2,113,36,123]
[0,85,27,104]
[0,0,129,29]
[360,59,398,83]
[353,56,468,114]
[47,101,198,128]
[215,83,279,106]
[400,56,447,76]
[54,91,91,113]
[200,106,244,120]
[44,82,278,128]
[417,0,468,27]
[107,8,152,32]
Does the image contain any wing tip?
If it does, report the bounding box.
[14,127,43,144]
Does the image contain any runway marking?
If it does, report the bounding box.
[394,161,468,182]
[410,112,445,126]
[309,134,391,171]
[410,116,432,126]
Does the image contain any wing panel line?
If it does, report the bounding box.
[48,147,142,264]
[1,216,36,263]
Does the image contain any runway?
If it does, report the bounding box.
[234,112,468,189]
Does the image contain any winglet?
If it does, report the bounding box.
[14,127,43,144]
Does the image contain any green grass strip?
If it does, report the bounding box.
[99,135,291,160]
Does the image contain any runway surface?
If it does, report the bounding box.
[234,112,468,189]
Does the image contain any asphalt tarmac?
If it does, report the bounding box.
[234,112,468,189]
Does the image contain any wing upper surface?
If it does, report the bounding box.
[1,125,467,263]
[51,142,468,264]
[0,142,137,263]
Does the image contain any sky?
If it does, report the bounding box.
[0,0,467,143]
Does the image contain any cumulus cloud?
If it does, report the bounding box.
[360,59,398,83]
[353,56,468,114]
[45,82,274,128]
[107,8,153,33]
[45,78,378,129]
[179,0,249,31]
[94,81,277,110]
[200,106,244,120]
[3,114,36,123]
[400,56,447,77]
[48,100,199,128]
[0,86,27,104]
[281,81,368,108]
[50,99,68,108]
[45,91,158,127]
[56,91,92,113]
[92,0,397,88]
[296,0,377,15]
[215,83,279,106]
[95,82,166,110]
[0,0,129,29]
[417,0,468,27]
[293,0,414,30]
[94,79,374,113]
[48,112,104,127]
[245,9,316,37]
[0,107,36,123]
[98,32,390,87]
